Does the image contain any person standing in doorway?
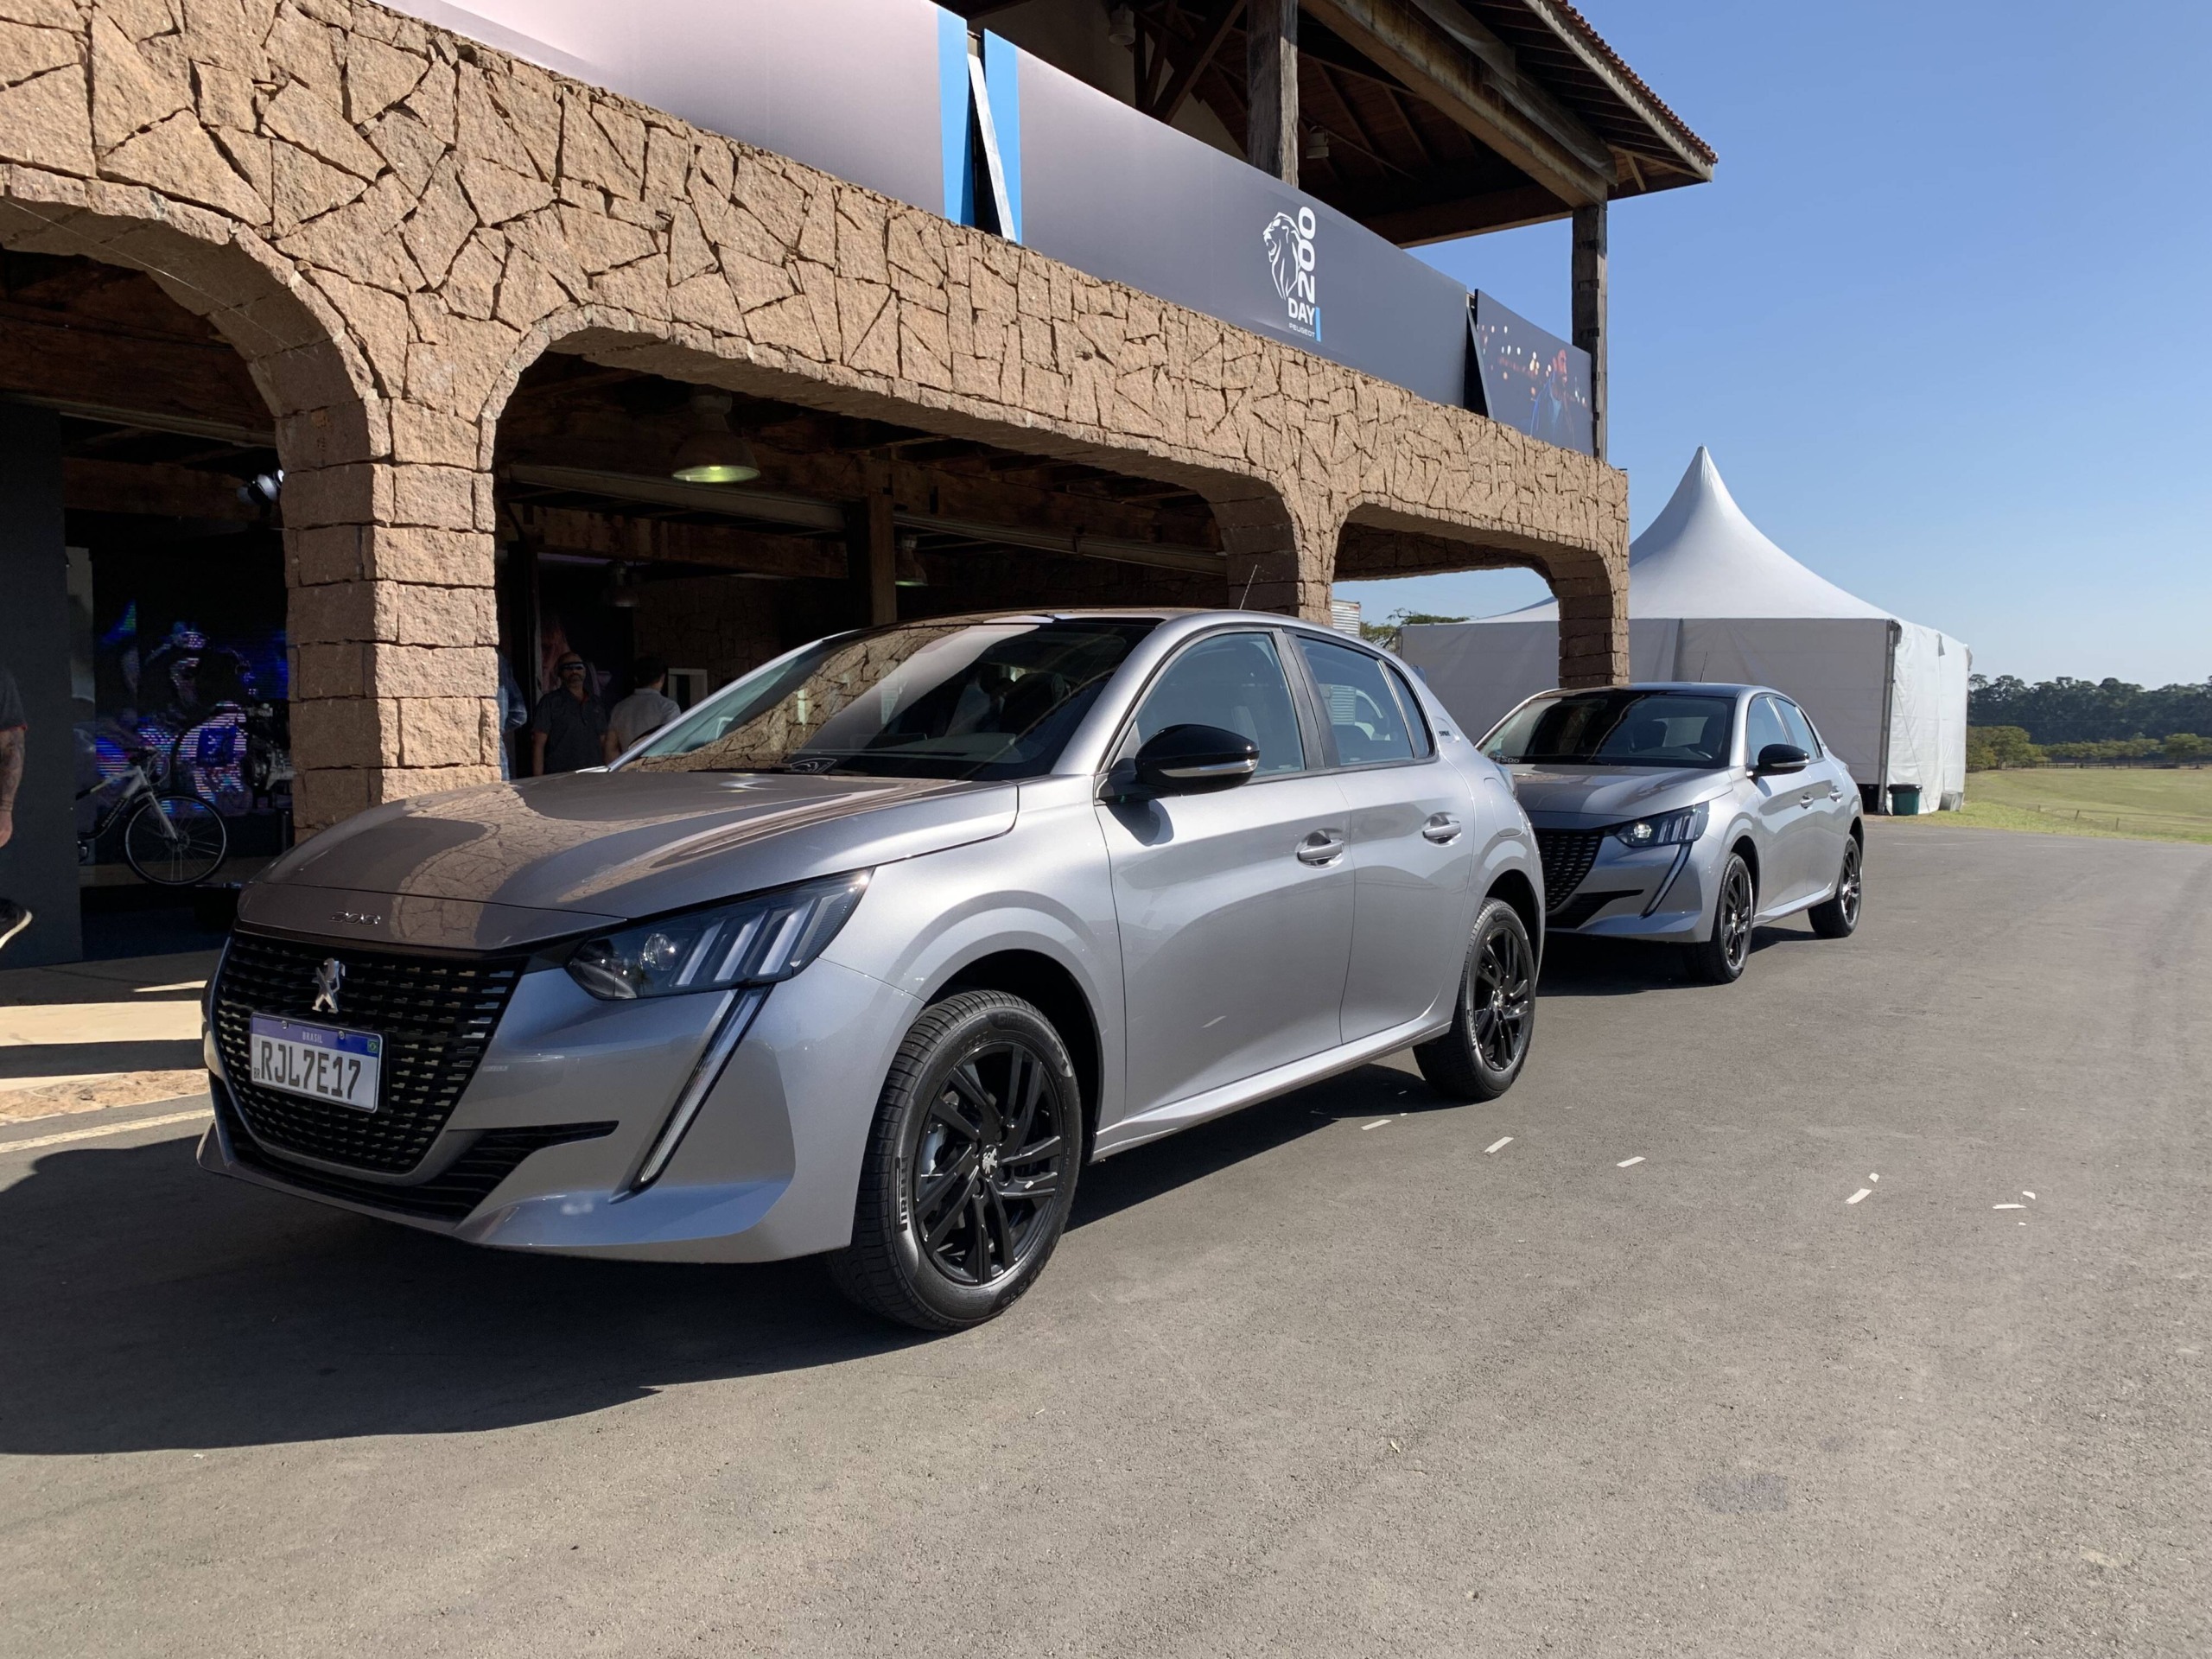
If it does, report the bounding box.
[607,655,680,755]
[528,654,614,775]
[0,660,31,953]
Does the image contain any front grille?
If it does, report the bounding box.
[212,1081,613,1223]
[212,931,528,1173]
[1535,830,1605,912]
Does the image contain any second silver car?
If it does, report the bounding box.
[1479,683,1864,982]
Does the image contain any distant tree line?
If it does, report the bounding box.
[1969,674,2212,743]
[1967,725,2206,771]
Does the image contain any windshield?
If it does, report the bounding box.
[1482,690,1738,769]
[624,620,1156,780]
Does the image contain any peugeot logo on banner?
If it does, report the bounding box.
[1262,207,1319,340]
[311,957,345,1016]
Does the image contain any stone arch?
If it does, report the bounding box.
[472,307,1325,655]
[1333,503,1629,687]
[0,185,438,836]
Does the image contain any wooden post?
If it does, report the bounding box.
[1572,200,1608,461]
[867,480,898,626]
[1246,0,1299,185]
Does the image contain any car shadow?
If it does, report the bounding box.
[0,1063,1425,1456]
[1537,924,1807,996]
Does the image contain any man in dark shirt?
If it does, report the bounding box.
[0,662,30,952]
[529,655,615,775]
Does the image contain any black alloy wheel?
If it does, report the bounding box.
[1414,897,1536,1102]
[831,991,1081,1331]
[1688,853,1755,984]
[909,1041,1065,1287]
[1809,836,1864,938]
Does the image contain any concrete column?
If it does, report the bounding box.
[1246,0,1300,185]
[0,404,85,963]
[1216,490,1334,623]
[1572,201,1608,462]
[283,460,502,836]
[1553,563,1629,689]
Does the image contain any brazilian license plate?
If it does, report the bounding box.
[248,1014,383,1113]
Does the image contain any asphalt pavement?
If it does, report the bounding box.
[1,823,2205,1656]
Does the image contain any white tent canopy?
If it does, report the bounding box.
[1400,448,1969,812]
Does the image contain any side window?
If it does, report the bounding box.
[1128,632,1305,774]
[1385,663,1435,758]
[1296,636,1415,766]
[1777,699,1823,758]
[1745,696,1790,763]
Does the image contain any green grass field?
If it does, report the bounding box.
[1898,766,2212,845]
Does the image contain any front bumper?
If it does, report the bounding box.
[200,954,921,1262]
[1542,834,1716,942]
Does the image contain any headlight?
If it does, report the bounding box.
[1611,803,1708,849]
[566,872,870,1000]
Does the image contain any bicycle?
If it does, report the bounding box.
[76,741,229,887]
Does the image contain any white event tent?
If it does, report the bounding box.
[1400,448,1969,812]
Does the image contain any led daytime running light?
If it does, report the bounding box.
[1611,802,1709,849]
[567,872,870,1000]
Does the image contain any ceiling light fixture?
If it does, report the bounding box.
[671,390,760,485]
[894,534,929,588]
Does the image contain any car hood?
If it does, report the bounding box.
[1503,764,1733,829]
[238,771,1019,952]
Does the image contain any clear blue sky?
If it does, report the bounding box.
[1338,0,2212,688]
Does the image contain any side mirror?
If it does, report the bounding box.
[1754,742,1808,777]
[1110,723,1260,799]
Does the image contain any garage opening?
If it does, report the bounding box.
[492,353,1229,773]
[0,252,293,961]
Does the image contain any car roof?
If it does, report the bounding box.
[1530,681,1773,698]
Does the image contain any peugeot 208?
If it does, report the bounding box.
[203,612,1543,1329]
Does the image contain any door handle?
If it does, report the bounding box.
[1296,830,1346,866]
[1798,792,1815,806]
[1421,813,1462,844]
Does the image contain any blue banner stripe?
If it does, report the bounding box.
[937,9,972,225]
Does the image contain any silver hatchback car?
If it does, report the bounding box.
[1478,683,1864,983]
[202,611,1543,1328]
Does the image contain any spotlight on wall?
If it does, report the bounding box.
[604,560,642,608]
[238,468,284,505]
[671,390,760,485]
[1107,5,1135,47]
[893,533,929,588]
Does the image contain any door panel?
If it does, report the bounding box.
[1096,630,1353,1120]
[1779,698,1853,896]
[1291,634,1476,1039]
[1099,776,1354,1116]
[1745,695,1810,909]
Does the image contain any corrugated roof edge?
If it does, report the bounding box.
[1529,0,1719,170]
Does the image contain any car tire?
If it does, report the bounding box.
[1414,898,1537,1102]
[1687,851,1755,984]
[829,990,1082,1332]
[1808,836,1864,938]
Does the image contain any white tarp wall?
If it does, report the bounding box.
[1396,449,1971,814]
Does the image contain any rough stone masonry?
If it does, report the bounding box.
[0,0,1628,830]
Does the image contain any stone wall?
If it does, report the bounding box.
[0,0,1628,831]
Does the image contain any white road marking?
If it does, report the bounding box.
[1617,1156,1643,1168]
[1868,1173,1879,1182]
[1847,1188,1872,1205]
[1361,1118,1391,1131]
[1485,1136,1513,1154]
[1993,1203,2024,1210]
[0,1108,210,1154]
[2022,1191,2036,1199]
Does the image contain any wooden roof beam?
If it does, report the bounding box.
[1301,0,1611,207]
